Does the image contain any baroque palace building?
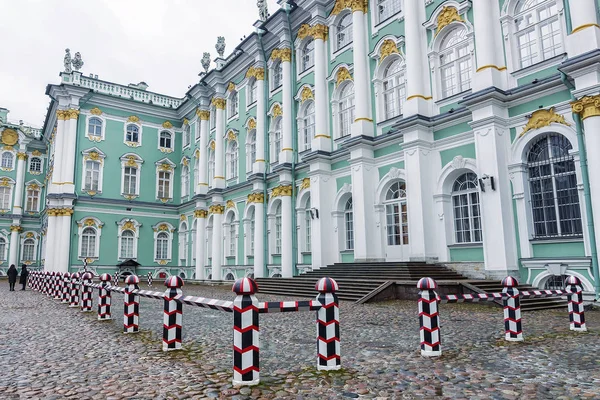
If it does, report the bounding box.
[1,0,600,296]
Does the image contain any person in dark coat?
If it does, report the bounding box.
[19,264,29,291]
[7,264,17,291]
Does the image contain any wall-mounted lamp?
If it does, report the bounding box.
[479,174,495,192]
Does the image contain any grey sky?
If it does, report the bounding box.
[0,0,280,127]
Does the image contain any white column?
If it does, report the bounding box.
[61,111,79,194]
[308,169,335,269]
[280,49,294,164]
[49,111,66,193]
[8,227,19,267]
[351,8,373,137]
[281,192,293,277]
[45,215,57,271]
[56,212,72,273]
[404,0,431,117]
[253,198,265,278]
[566,0,600,57]
[212,98,226,189]
[210,204,224,280]
[194,210,207,280]
[197,110,210,195]
[13,152,27,215]
[254,69,267,174]
[312,26,331,152]
[472,0,507,91]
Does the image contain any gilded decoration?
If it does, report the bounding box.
[300,87,314,103]
[27,183,40,191]
[379,39,399,63]
[227,82,236,92]
[162,121,173,129]
[212,97,227,110]
[571,95,600,120]
[248,192,265,203]
[84,218,95,227]
[270,48,292,62]
[298,24,311,40]
[182,158,189,167]
[158,260,168,265]
[3,146,13,151]
[56,109,79,120]
[183,118,189,126]
[298,24,329,40]
[31,150,42,156]
[17,152,28,161]
[0,177,10,187]
[126,155,138,167]
[1,129,18,146]
[196,109,210,120]
[86,151,101,162]
[299,178,310,190]
[123,194,137,201]
[210,141,216,151]
[86,190,97,196]
[226,200,235,209]
[520,108,570,137]
[90,107,102,116]
[248,118,257,130]
[272,104,283,118]
[331,0,367,15]
[436,6,464,35]
[127,115,140,123]
[122,221,136,232]
[271,185,293,197]
[159,147,174,154]
[10,225,22,232]
[227,130,237,141]
[209,204,225,214]
[246,66,265,81]
[156,223,170,232]
[125,141,140,148]
[180,214,187,221]
[195,149,200,159]
[336,67,353,87]
[194,209,208,218]
[159,198,170,204]
[25,232,35,239]
[159,163,173,172]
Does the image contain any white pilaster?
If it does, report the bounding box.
[404,0,432,117]
[351,9,374,137]
[281,193,293,277]
[254,70,267,174]
[45,216,57,271]
[281,50,294,163]
[8,228,19,267]
[313,27,331,151]
[308,168,335,269]
[253,199,265,278]
[213,98,226,189]
[197,110,210,195]
[13,153,27,215]
[49,112,66,193]
[195,210,207,280]
[566,0,600,58]
[56,213,72,273]
[211,202,224,280]
[61,112,79,194]
[472,0,507,91]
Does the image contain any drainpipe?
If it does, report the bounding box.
[561,72,600,300]
[284,3,299,276]
[258,31,270,276]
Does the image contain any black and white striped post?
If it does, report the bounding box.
[163,276,183,351]
[113,272,119,287]
[45,271,52,296]
[69,272,80,308]
[566,275,587,332]
[417,277,441,357]
[315,277,341,370]
[502,276,523,342]
[124,275,140,334]
[148,272,153,287]
[80,272,93,312]
[98,273,112,321]
[232,277,260,386]
[61,272,70,304]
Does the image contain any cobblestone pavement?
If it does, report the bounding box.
[1,280,599,399]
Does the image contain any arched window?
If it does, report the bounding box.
[439,26,472,98]
[305,198,312,252]
[126,124,140,143]
[80,227,97,258]
[275,203,282,254]
[515,0,562,68]
[227,141,239,180]
[179,223,188,265]
[227,213,237,257]
[1,152,14,169]
[382,59,406,119]
[29,157,42,173]
[228,92,239,118]
[160,131,172,149]
[181,165,190,197]
[208,150,215,187]
[452,173,482,243]
[26,187,40,212]
[377,0,402,23]
[301,39,315,71]
[88,117,103,138]
[183,124,191,147]
[225,272,235,281]
[385,181,409,245]
[527,134,582,238]
[273,118,282,163]
[344,197,354,250]
[273,63,283,88]
[0,187,11,210]
[300,101,315,151]
[337,13,353,50]
[22,238,35,261]
[247,131,256,170]
[84,161,101,191]
[0,238,6,261]
[544,274,569,290]
[248,79,258,105]
[120,230,135,259]
[156,232,169,260]
[339,82,355,138]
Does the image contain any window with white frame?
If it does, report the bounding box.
[84,161,101,191]
[338,82,355,138]
[0,238,6,260]
[26,187,40,212]
[159,131,172,149]
[88,117,103,139]
[126,124,140,144]
[208,150,215,187]
[29,157,42,173]
[181,165,190,197]
[452,172,482,243]
[227,213,236,257]
[123,166,138,195]
[336,13,353,51]
[179,223,188,265]
[275,202,282,254]
[248,79,258,105]
[527,133,582,238]
[228,92,239,118]
[80,227,97,258]
[515,0,562,69]
[120,230,135,259]
[305,198,312,252]
[377,0,402,24]
[210,107,216,130]
[227,141,238,180]
[183,125,191,147]
[158,171,172,199]
[439,26,472,98]
[194,156,199,189]
[249,208,255,256]
[273,63,283,89]
[300,101,315,151]
[344,197,354,250]
[156,232,169,260]
[247,130,256,171]
[382,59,406,119]
[301,39,315,72]
[1,152,14,169]
[22,238,35,261]
[0,187,11,210]
[385,181,409,245]
[273,118,282,163]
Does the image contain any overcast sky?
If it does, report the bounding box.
[0,0,280,128]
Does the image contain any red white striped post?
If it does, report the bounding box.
[47,271,54,297]
[124,275,140,334]
[232,277,260,386]
[417,277,441,357]
[61,272,70,304]
[565,275,587,332]
[502,276,523,342]
[69,272,80,308]
[163,276,183,351]
[98,273,112,320]
[315,277,341,370]
[80,272,94,312]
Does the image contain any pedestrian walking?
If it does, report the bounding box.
[7,264,17,291]
[19,264,29,291]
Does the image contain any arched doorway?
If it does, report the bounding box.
[384,181,409,261]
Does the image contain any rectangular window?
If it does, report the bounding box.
[377,0,402,23]
[120,236,134,259]
[26,189,39,212]
[229,224,236,256]
[123,167,137,195]
[250,219,255,256]
[84,161,100,191]
[23,241,35,261]
[158,171,171,198]
[0,187,11,210]
[305,210,311,252]
[275,215,282,254]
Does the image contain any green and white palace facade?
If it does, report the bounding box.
[1,0,600,296]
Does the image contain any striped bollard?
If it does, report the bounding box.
[69,273,80,308]
[148,272,153,287]
[124,275,140,334]
[80,272,93,312]
[163,276,183,351]
[113,272,119,287]
[27,271,32,289]
[61,272,70,303]
[316,277,341,370]
[54,271,63,300]
[98,273,112,320]
[502,276,523,342]
[34,271,39,291]
[566,276,587,332]
[232,277,260,386]
[417,277,441,357]
[30,271,36,291]
[46,271,53,297]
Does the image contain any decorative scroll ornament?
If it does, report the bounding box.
[210,141,216,150]
[379,39,399,63]
[336,67,353,87]
[246,66,265,80]
[216,36,226,58]
[571,95,600,120]
[1,129,18,146]
[212,97,227,110]
[298,24,329,40]
[271,185,293,197]
[451,155,466,170]
[126,155,138,167]
[32,150,42,156]
[27,183,40,191]
[183,118,189,126]
[194,209,208,218]
[272,104,283,117]
[300,87,314,103]
[25,232,35,238]
[520,108,570,137]
[196,109,210,120]
[227,130,237,141]
[248,192,265,203]
[299,178,311,190]
[159,163,173,172]
[226,200,235,209]
[0,177,10,187]
[227,82,236,92]
[182,158,189,167]
[180,214,187,221]
[162,121,173,129]
[86,151,100,162]
[127,115,140,123]
[209,204,225,214]
[155,223,170,232]
[270,48,292,62]
[122,221,136,232]
[436,6,464,35]
[331,0,368,15]
[298,24,311,40]
[248,118,257,130]
[90,107,103,116]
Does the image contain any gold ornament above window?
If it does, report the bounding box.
[299,178,310,190]
[210,141,216,151]
[272,104,283,118]
[122,221,136,232]
[0,177,10,187]
[226,200,235,209]
[227,82,236,92]
[162,121,173,129]
[183,118,189,126]
[271,185,293,197]
[300,87,314,103]
[227,130,237,141]
[180,214,187,221]
[248,118,257,130]
[379,39,399,63]
[436,6,464,35]
[127,115,140,123]
[159,163,173,172]
[520,108,570,138]
[194,209,208,218]
[32,150,42,156]
[90,107,103,116]
[336,67,353,87]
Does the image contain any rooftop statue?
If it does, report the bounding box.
[258,0,269,21]
[64,48,72,73]
[72,52,84,71]
[201,52,211,73]
[215,37,226,58]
